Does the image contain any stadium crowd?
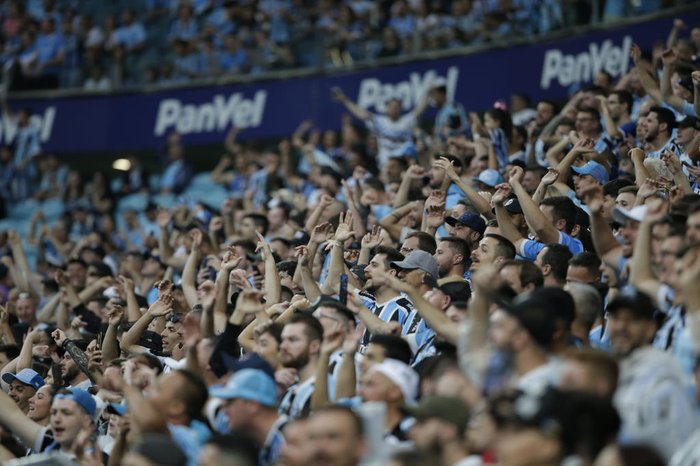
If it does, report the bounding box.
[0,0,678,91]
[1,8,700,466]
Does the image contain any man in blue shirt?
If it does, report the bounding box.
[210,369,287,466]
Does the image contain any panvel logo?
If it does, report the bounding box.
[0,107,56,144]
[357,66,459,111]
[154,90,267,136]
[540,36,632,90]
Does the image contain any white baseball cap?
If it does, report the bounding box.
[368,359,419,404]
[612,205,647,224]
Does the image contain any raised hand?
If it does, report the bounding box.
[51,328,68,347]
[426,205,446,229]
[330,87,346,102]
[310,221,333,244]
[117,275,135,294]
[644,197,668,224]
[157,209,172,229]
[190,228,203,249]
[255,231,273,259]
[508,166,524,186]
[295,245,310,267]
[361,225,384,249]
[148,293,173,317]
[630,43,642,64]
[209,216,224,233]
[230,269,253,290]
[572,137,595,154]
[661,149,682,175]
[541,168,559,186]
[661,48,678,65]
[334,211,356,242]
[434,157,459,181]
[107,305,124,327]
[406,164,426,180]
[424,190,446,210]
[70,316,87,331]
[155,279,174,298]
[491,183,512,205]
[221,246,242,271]
[321,320,345,355]
[692,71,700,88]
[580,184,605,215]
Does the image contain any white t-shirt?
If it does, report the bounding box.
[366,113,416,168]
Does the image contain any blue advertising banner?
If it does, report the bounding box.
[4,8,700,154]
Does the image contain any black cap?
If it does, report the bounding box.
[607,286,656,320]
[497,289,556,350]
[491,196,523,215]
[221,352,275,378]
[679,116,700,131]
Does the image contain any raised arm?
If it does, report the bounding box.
[631,43,664,105]
[323,211,356,295]
[434,157,493,217]
[120,293,173,354]
[256,232,281,305]
[694,71,700,117]
[331,87,372,121]
[630,199,668,300]
[311,322,344,410]
[182,229,202,309]
[659,49,688,112]
[509,166,560,245]
[0,389,44,449]
[492,184,526,250]
[552,138,594,194]
[582,185,623,270]
[379,201,417,242]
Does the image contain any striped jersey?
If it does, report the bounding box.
[358,291,413,346]
[279,376,315,420]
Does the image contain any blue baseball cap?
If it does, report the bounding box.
[221,352,275,378]
[476,169,503,188]
[571,161,609,184]
[2,368,45,391]
[55,388,97,418]
[210,369,278,407]
[106,401,128,416]
[445,211,486,235]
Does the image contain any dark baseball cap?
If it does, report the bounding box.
[491,196,523,215]
[445,212,486,235]
[678,116,700,131]
[497,289,556,350]
[402,395,471,432]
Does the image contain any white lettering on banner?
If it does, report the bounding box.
[540,35,632,90]
[0,107,56,144]
[154,90,267,136]
[357,66,459,111]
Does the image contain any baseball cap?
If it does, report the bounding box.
[221,352,276,378]
[55,388,97,418]
[445,212,487,235]
[571,160,609,184]
[132,434,187,466]
[611,204,647,224]
[491,197,522,215]
[678,116,700,131]
[368,359,419,404]
[392,142,418,158]
[2,368,45,391]
[209,369,278,407]
[491,387,621,458]
[476,169,503,188]
[402,396,471,432]
[106,401,128,416]
[391,250,439,280]
[607,285,656,320]
[497,289,556,350]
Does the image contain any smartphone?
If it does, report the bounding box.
[96,331,103,349]
[339,273,348,305]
